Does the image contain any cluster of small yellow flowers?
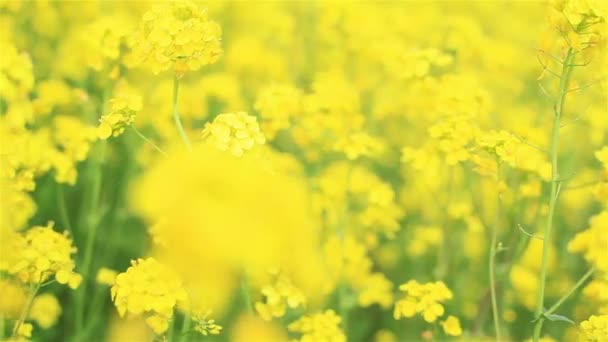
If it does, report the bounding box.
[201,112,266,157]
[255,270,306,321]
[583,276,608,313]
[324,236,393,309]
[393,280,454,323]
[333,132,383,161]
[192,311,223,336]
[0,279,27,318]
[96,267,118,286]
[288,310,346,342]
[97,93,143,139]
[81,15,133,76]
[111,257,188,335]
[0,39,34,103]
[15,322,33,339]
[475,130,551,180]
[441,315,463,337]
[568,210,608,273]
[29,294,62,329]
[407,225,442,256]
[383,47,453,80]
[127,0,222,75]
[548,0,606,53]
[254,84,302,139]
[315,163,404,238]
[579,315,608,341]
[3,223,81,288]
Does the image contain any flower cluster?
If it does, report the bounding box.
[201,112,266,156]
[127,0,222,75]
[192,311,223,336]
[393,280,455,323]
[97,94,142,139]
[579,314,608,341]
[288,310,346,342]
[255,270,306,321]
[2,223,81,288]
[110,258,188,335]
[568,211,608,273]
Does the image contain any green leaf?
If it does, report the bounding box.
[544,313,575,324]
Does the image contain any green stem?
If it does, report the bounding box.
[57,184,73,236]
[178,314,191,342]
[533,47,575,342]
[241,274,253,313]
[545,267,595,317]
[11,282,40,339]
[171,75,191,150]
[131,126,167,156]
[489,160,502,341]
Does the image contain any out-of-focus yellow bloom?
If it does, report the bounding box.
[441,315,463,336]
[200,112,266,157]
[580,314,608,341]
[255,270,305,321]
[96,267,118,286]
[0,279,27,318]
[255,84,302,139]
[333,132,383,160]
[231,314,287,342]
[111,258,188,335]
[133,144,327,313]
[29,294,61,329]
[568,210,608,273]
[288,310,346,342]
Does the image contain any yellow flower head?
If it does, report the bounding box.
[288,310,346,342]
[97,93,142,140]
[111,257,188,335]
[127,0,222,76]
[580,314,608,341]
[201,112,266,157]
[394,280,453,323]
[3,223,81,288]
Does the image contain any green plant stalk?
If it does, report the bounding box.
[132,126,167,155]
[178,314,192,342]
[489,160,502,341]
[544,267,595,317]
[11,282,40,339]
[241,275,254,313]
[75,87,111,332]
[57,184,73,236]
[172,75,192,150]
[532,47,575,342]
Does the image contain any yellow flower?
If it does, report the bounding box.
[394,280,453,323]
[97,93,142,140]
[192,311,223,336]
[111,258,188,335]
[29,294,61,329]
[580,314,608,341]
[2,222,81,288]
[201,112,266,157]
[127,0,222,75]
[288,310,346,342]
[96,267,118,286]
[441,315,463,336]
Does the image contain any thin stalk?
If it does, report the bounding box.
[131,126,167,156]
[57,184,73,236]
[489,160,502,341]
[533,48,575,342]
[171,76,192,150]
[544,267,595,317]
[75,87,111,332]
[11,282,40,338]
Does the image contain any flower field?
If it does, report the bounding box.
[1,1,607,341]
